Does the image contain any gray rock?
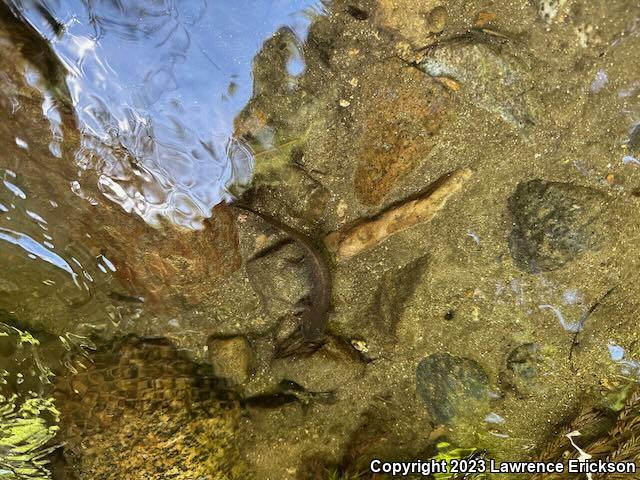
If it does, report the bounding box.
[208,335,254,385]
[628,124,640,155]
[501,343,543,398]
[418,31,536,130]
[416,353,490,424]
[508,179,608,273]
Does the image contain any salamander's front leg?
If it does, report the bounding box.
[274,327,325,358]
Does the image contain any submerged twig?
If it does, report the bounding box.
[568,286,617,369]
[325,168,472,260]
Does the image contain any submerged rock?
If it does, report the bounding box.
[418,31,536,130]
[508,179,608,273]
[53,335,246,479]
[426,6,448,34]
[245,241,309,319]
[376,0,445,46]
[208,335,254,385]
[501,343,544,398]
[628,123,640,155]
[416,353,490,424]
[352,59,450,206]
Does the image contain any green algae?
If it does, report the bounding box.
[0,394,59,478]
[0,324,60,479]
[430,442,489,480]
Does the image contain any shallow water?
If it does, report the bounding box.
[5,0,322,228]
[0,1,324,476]
[0,0,324,346]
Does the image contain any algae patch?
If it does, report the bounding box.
[0,323,61,479]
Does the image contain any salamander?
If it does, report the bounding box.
[233,203,332,353]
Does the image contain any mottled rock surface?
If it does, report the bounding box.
[53,336,246,479]
[208,335,254,385]
[501,343,544,398]
[416,353,490,424]
[352,60,450,205]
[508,180,609,272]
[418,31,537,129]
[245,242,309,319]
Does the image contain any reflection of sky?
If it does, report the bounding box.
[0,169,119,292]
[0,227,78,285]
[0,171,80,288]
[608,341,640,378]
[538,303,583,333]
[7,0,322,228]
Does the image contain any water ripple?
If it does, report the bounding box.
[6,0,321,229]
[0,226,79,285]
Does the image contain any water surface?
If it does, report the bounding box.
[5,0,321,228]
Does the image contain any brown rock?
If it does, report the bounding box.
[376,0,443,46]
[426,6,448,33]
[474,11,496,27]
[208,336,254,385]
[352,60,449,205]
[99,203,242,310]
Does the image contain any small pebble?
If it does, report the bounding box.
[339,99,351,107]
[474,11,496,27]
[351,339,368,353]
[426,6,447,33]
[15,137,28,149]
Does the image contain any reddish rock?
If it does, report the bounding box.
[352,60,449,205]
